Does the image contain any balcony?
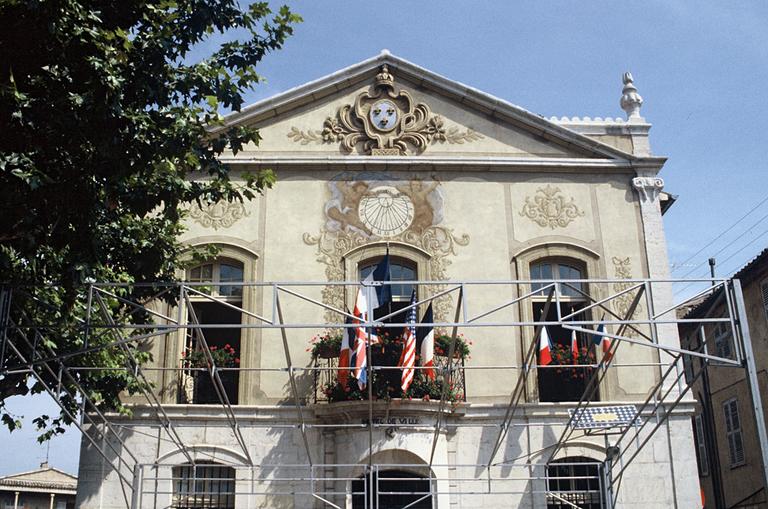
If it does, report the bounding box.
[310,330,468,404]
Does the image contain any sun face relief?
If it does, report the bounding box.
[369,100,398,132]
[358,186,415,237]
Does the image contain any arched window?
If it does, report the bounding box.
[357,257,419,395]
[188,258,244,298]
[182,258,244,405]
[546,457,603,508]
[360,258,417,302]
[172,462,235,509]
[531,260,585,298]
[532,259,597,402]
[352,470,433,509]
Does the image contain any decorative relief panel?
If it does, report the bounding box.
[612,256,643,337]
[188,200,249,230]
[519,185,584,229]
[303,172,469,322]
[287,65,482,155]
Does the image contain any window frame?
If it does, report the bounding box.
[359,257,418,303]
[713,321,733,360]
[172,462,236,509]
[187,258,245,301]
[545,456,604,508]
[723,398,746,468]
[530,259,588,302]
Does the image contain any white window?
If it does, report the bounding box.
[531,261,584,298]
[724,398,745,467]
[188,259,244,298]
[359,258,416,302]
[693,415,709,476]
[714,322,733,360]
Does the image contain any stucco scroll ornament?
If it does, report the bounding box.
[287,65,483,155]
[303,226,469,323]
[632,176,664,203]
[188,200,249,230]
[612,256,643,337]
[519,185,585,229]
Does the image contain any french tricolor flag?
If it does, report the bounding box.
[538,325,553,366]
[592,321,613,360]
[338,315,354,387]
[417,303,435,380]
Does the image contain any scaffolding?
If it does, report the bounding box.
[1,277,766,509]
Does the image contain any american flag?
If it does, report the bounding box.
[399,290,418,392]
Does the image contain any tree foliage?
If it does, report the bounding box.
[0,0,300,438]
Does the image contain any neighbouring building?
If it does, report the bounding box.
[74,51,702,508]
[0,463,77,509]
[680,248,768,509]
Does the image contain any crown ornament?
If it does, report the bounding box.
[620,72,643,120]
[375,64,394,88]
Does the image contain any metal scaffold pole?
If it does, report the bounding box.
[1,277,753,509]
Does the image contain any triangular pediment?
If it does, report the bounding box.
[0,467,77,492]
[216,51,639,164]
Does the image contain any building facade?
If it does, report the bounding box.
[0,463,77,509]
[75,52,701,508]
[680,248,768,509]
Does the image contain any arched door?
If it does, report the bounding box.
[352,469,434,509]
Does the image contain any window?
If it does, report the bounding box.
[713,322,733,360]
[546,457,603,508]
[531,261,584,298]
[532,259,597,402]
[173,463,235,509]
[182,258,244,404]
[188,259,244,298]
[693,415,709,476]
[360,258,416,304]
[724,398,745,467]
[358,257,419,394]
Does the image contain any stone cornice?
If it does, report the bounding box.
[218,155,649,173]
[110,399,696,425]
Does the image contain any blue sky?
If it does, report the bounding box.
[2,1,767,477]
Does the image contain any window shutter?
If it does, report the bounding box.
[724,399,745,466]
[694,415,709,476]
[761,280,768,323]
